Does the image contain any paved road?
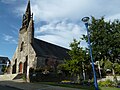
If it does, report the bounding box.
[0,85,22,90]
[0,80,80,90]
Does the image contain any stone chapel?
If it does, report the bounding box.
[10,0,69,76]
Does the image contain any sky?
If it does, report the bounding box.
[0,0,120,60]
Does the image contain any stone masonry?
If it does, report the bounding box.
[10,0,70,82]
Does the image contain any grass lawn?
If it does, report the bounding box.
[100,87,120,90]
[36,82,120,90]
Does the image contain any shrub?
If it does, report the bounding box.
[22,74,26,81]
[61,80,71,84]
[1,65,7,73]
[98,79,114,87]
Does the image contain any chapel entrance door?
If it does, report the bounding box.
[19,62,23,73]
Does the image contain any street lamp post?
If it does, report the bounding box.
[82,17,99,90]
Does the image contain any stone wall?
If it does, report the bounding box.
[106,76,120,81]
[11,19,36,74]
[97,76,120,82]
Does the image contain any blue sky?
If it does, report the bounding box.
[0,0,120,60]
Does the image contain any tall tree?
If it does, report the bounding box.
[59,39,90,83]
[82,17,120,76]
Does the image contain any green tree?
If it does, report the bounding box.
[114,63,120,75]
[82,17,120,76]
[1,65,7,73]
[59,39,89,83]
[104,60,113,71]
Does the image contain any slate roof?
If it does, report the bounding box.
[32,38,70,60]
[0,57,10,64]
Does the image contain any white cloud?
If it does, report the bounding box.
[15,0,120,22]
[15,0,120,24]
[105,13,120,21]
[15,0,120,48]
[35,19,87,48]
[29,0,91,21]
[3,34,17,44]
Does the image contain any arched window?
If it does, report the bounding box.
[20,42,24,51]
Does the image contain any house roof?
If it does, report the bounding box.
[0,57,10,64]
[32,38,70,60]
[0,57,9,61]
